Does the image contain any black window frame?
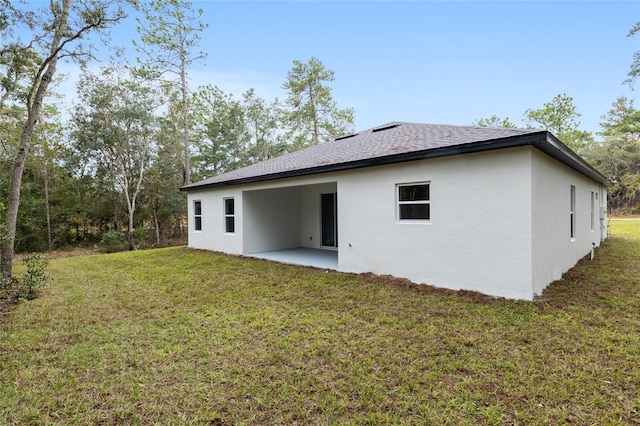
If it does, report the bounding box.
[224,198,235,233]
[194,200,202,231]
[397,183,431,222]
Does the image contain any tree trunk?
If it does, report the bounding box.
[42,129,53,251]
[181,39,190,185]
[128,210,135,251]
[121,170,136,251]
[310,85,318,146]
[0,0,69,277]
[153,207,160,247]
[1,142,30,276]
[174,213,182,239]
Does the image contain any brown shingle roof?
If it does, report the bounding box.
[181,122,606,190]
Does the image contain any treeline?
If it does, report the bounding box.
[1,0,354,263]
[581,97,640,213]
[0,58,354,253]
[474,94,640,214]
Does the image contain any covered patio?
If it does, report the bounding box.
[246,248,338,270]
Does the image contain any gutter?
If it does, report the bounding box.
[532,133,609,186]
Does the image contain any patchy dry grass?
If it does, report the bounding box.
[1,222,639,425]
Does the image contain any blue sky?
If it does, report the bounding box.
[69,1,639,138]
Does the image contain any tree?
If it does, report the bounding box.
[134,0,207,186]
[28,104,66,251]
[282,57,355,149]
[145,91,189,246]
[626,20,640,86]
[71,66,160,250]
[191,85,248,176]
[472,115,517,128]
[190,86,286,178]
[242,89,285,164]
[0,0,125,277]
[581,97,640,211]
[56,128,124,244]
[523,93,593,152]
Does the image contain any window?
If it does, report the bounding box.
[398,183,430,221]
[590,191,595,232]
[194,200,202,231]
[570,186,576,239]
[224,198,235,233]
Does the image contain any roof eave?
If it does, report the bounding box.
[533,133,610,186]
[180,130,609,191]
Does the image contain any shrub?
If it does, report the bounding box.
[20,253,49,301]
[0,274,18,308]
[100,230,127,253]
[134,225,150,249]
[0,254,49,304]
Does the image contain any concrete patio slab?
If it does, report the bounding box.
[246,248,338,270]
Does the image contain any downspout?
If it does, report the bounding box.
[599,183,607,242]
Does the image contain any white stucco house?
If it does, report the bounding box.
[181,122,608,300]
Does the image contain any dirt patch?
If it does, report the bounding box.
[47,247,98,259]
[358,272,500,303]
[13,247,99,262]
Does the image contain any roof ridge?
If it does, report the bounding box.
[356,121,539,134]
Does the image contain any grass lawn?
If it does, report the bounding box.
[1,222,639,425]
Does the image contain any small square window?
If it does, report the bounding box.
[398,183,430,221]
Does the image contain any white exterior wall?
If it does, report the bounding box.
[338,147,535,300]
[187,187,244,255]
[187,176,337,254]
[186,146,607,300]
[243,186,301,253]
[531,149,607,296]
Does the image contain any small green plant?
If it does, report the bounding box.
[134,225,149,249]
[99,229,127,253]
[19,253,49,301]
[0,273,14,287]
[0,274,17,298]
[0,254,48,304]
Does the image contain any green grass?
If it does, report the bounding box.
[1,222,639,425]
